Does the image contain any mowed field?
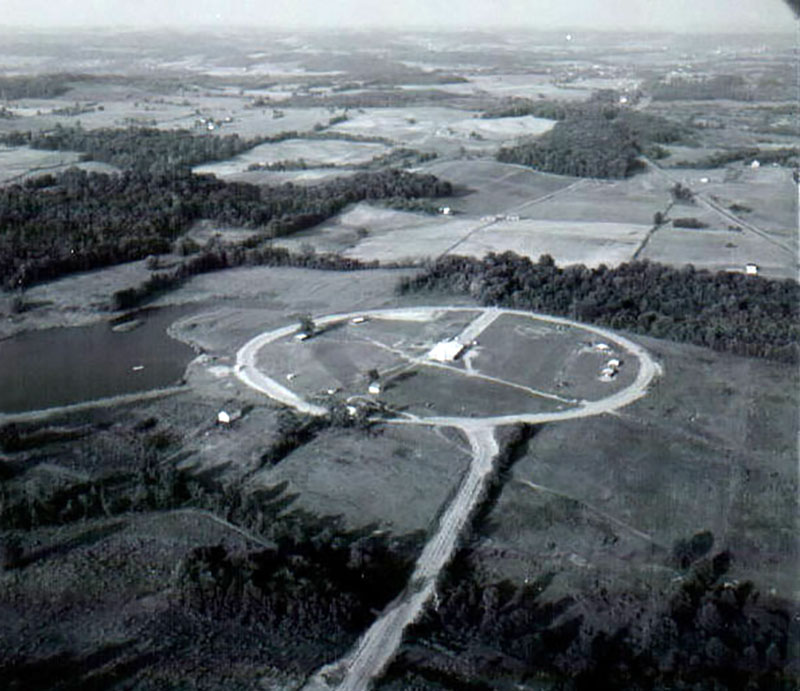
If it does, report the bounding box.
[472,314,638,401]
[419,159,578,215]
[454,219,647,268]
[641,226,796,279]
[522,170,674,225]
[245,307,641,422]
[193,138,390,177]
[0,145,119,184]
[478,335,798,602]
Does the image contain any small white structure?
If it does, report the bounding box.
[745,263,759,276]
[428,340,465,362]
[594,343,611,352]
[438,206,453,216]
[700,177,709,184]
[217,409,242,425]
[286,373,297,381]
[607,358,621,369]
[294,332,309,341]
[350,316,367,324]
[750,160,760,169]
[368,382,382,395]
[346,405,358,417]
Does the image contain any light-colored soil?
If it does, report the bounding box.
[193,138,390,177]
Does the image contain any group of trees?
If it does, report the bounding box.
[397,252,800,362]
[496,105,686,179]
[0,166,450,288]
[0,73,83,100]
[394,547,791,690]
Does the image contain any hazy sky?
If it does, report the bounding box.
[1,0,795,32]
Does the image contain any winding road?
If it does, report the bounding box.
[233,307,661,690]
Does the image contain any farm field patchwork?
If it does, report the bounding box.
[193,138,391,176]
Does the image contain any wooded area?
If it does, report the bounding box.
[0,166,450,288]
[397,253,800,362]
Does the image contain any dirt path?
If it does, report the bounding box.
[301,425,498,691]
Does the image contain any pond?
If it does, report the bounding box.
[0,307,198,414]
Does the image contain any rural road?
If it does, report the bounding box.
[300,426,498,691]
[641,156,797,257]
[235,307,661,690]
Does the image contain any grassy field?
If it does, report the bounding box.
[0,145,82,183]
[522,171,674,225]
[455,218,648,267]
[477,334,799,601]
[254,424,471,533]
[641,226,795,279]
[420,159,577,214]
[193,138,390,176]
[473,315,637,400]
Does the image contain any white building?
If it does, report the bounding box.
[745,263,759,276]
[428,340,465,362]
[368,382,382,395]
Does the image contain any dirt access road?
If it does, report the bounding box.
[233,307,661,690]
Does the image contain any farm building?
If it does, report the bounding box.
[745,263,759,276]
[428,340,465,362]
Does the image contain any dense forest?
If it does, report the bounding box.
[0,74,85,100]
[646,73,791,102]
[495,105,686,179]
[388,548,792,691]
[397,253,800,362]
[0,166,451,288]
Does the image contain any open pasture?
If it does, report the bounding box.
[522,171,674,225]
[193,138,390,176]
[472,314,637,401]
[327,106,482,145]
[481,335,798,598]
[455,219,648,268]
[419,159,577,214]
[253,424,471,533]
[341,215,482,263]
[0,145,81,184]
[641,226,795,279]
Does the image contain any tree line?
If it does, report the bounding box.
[397,253,800,362]
[495,104,687,179]
[0,166,450,288]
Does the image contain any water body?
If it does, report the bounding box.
[0,307,197,414]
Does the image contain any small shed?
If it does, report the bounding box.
[745,263,759,276]
[750,160,760,169]
[368,381,382,395]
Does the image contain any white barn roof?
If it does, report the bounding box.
[428,340,465,362]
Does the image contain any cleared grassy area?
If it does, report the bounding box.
[523,171,674,225]
[641,226,795,279]
[193,138,390,177]
[255,425,471,533]
[457,219,648,268]
[471,314,638,401]
[0,145,81,183]
[478,336,798,600]
[421,159,576,215]
[380,365,568,418]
